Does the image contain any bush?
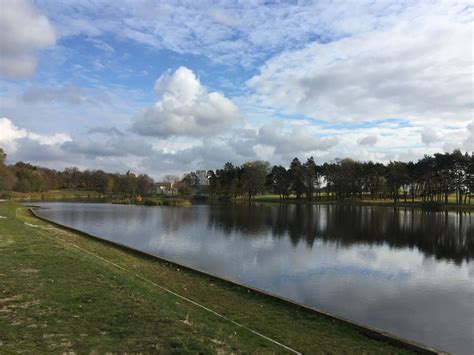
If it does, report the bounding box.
[143,199,158,206]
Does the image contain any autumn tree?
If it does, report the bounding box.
[0,149,15,192]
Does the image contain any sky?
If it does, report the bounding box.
[0,0,473,179]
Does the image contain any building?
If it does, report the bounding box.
[155,182,173,195]
[195,170,209,194]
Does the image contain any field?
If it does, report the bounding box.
[0,201,414,353]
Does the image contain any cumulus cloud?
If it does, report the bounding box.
[258,122,339,156]
[248,8,472,124]
[63,129,153,157]
[133,67,241,138]
[0,0,56,78]
[0,117,28,150]
[12,137,67,163]
[0,117,153,171]
[0,117,71,153]
[358,135,378,146]
[2,1,472,177]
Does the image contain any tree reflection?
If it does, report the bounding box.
[206,204,473,264]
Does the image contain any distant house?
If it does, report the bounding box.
[155,182,175,195]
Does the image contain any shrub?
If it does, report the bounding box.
[143,199,158,206]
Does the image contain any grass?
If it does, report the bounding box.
[7,189,192,207]
[8,189,105,201]
[247,193,474,211]
[9,189,472,212]
[0,201,415,353]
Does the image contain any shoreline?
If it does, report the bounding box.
[7,189,472,211]
[29,205,446,354]
[0,200,446,353]
[245,198,474,211]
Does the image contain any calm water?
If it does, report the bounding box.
[30,202,474,354]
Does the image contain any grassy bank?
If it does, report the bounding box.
[8,189,105,201]
[7,190,192,207]
[0,201,415,353]
[245,194,474,211]
[8,189,472,211]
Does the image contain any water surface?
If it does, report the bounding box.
[30,202,474,354]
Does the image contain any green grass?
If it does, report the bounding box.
[9,189,105,201]
[248,193,474,211]
[8,189,193,207]
[0,201,413,353]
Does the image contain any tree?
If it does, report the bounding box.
[324,159,358,201]
[137,174,154,196]
[230,177,240,199]
[406,161,418,202]
[385,161,408,204]
[219,162,238,197]
[266,165,291,200]
[164,175,179,197]
[0,149,15,192]
[240,161,270,201]
[303,157,317,201]
[466,153,474,204]
[182,172,200,193]
[91,170,109,193]
[451,149,470,204]
[289,158,305,200]
[118,171,138,197]
[207,170,217,199]
[175,180,192,195]
[13,162,45,192]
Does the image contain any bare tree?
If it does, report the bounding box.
[164,175,179,196]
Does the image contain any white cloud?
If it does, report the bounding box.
[208,8,241,27]
[0,117,153,172]
[421,127,440,145]
[27,132,71,146]
[248,7,473,125]
[1,2,472,177]
[258,122,339,156]
[37,1,472,67]
[133,67,242,138]
[63,129,153,157]
[0,117,28,150]
[85,38,115,53]
[0,0,56,78]
[464,122,474,151]
[0,117,70,153]
[358,135,378,146]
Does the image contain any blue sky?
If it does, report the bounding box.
[0,0,472,178]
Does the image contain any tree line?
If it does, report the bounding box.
[1,147,473,204]
[0,149,155,196]
[199,150,473,204]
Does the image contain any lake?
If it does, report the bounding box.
[30,202,474,354]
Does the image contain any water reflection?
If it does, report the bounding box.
[207,204,473,263]
[30,202,474,354]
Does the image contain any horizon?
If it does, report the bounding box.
[0,0,473,180]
